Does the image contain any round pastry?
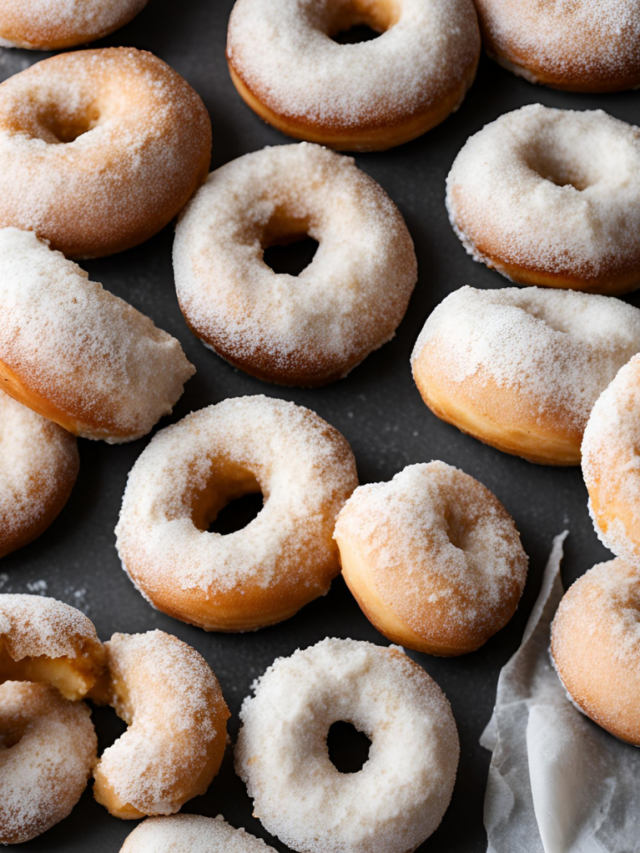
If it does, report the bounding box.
[120,815,278,853]
[582,354,640,562]
[0,594,105,700]
[91,630,229,819]
[226,0,480,151]
[474,0,640,93]
[446,105,640,294]
[334,462,528,655]
[116,396,358,631]
[174,143,417,386]
[236,638,459,853]
[411,286,640,466]
[550,559,640,745]
[0,682,97,844]
[0,390,79,558]
[0,48,211,258]
[0,0,150,49]
[0,228,194,444]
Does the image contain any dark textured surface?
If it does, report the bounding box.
[1,2,638,851]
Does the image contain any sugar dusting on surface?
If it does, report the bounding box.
[412,285,640,430]
[446,105,640,278]
[174,143,416,380]
[95,631,228,814]
[236,638,459,853]
[335,463,528,640]
[227,0,479,126]
[0,228,194,442]
[0,594,100,660]
[121,814,278,853]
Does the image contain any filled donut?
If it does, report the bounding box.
[236,638,459,853]
[582,354,640,562]
[0,594,105,700]
[120,815,278,853]
[0,0,150,49]
[0,228,194,444]
[116,396,358,631]
[551,559,640,746]
[412,286,640,465]
[226,0,480,151]
[474,0,640,93]
[0,682,97,844]
[91,630,229,819]
[174,143,417,386]
[447,105,640,294]
[0,390,79,558]
[334,462,528,655]
[0,48,211,258]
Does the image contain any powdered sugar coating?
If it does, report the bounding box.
[0,48,211,258]
[0,390,79,557]
[0,682,97,844]
[0,0,149,49]
[236,638,459,853]
[227,0,480,131]
[174,143,416,386]
[475,0,640,91]
[446,105,640,289]
[334,462,528,650]
[412,285,640,433]
[116,396,358,630]
[121,815,278,853]
[0,228,194,443]
[93,631,229,817]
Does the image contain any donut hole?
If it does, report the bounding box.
[526,148,601,192]
[34,104,101,144]
[443,505,474,553]
[327,0,400,43]
[191,466,265,535]
[326,720,372,773]
[261,210,319,276]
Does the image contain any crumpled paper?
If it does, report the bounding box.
[482,532,640,853]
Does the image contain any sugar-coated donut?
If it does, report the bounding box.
[120,815,278,853]
[174,143,417,386]
[334,463,528,655]
[0,48,211,258]
[582,354,640,562]
[0,228,194,444]
[91,630,229,819]
[0,391,79,558]
[236,638,459,853]
[0,682,97,844]
[447,105,640,294]
[412,286,640,466]
[0,594,105,700]
[550,559,640,746]
[0,0,149,49]
[116,396,358,631]
[226,0,480,151]
[474,0,640,93]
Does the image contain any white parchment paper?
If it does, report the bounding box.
[482,532,640,853]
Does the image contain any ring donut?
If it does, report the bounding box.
[120,815,278,853]
[411,286,640,466]
[116,396,358,631]
[582,354,640,562]
[551,559,640,746]
[0,594,104,700]
[236,638,459,853]
[174,143,417,386]
[226,0,480,151]
[447,105,640,294]
[0,390,79,558]
[0,0,149,50]
[0,228,194,444]
[0,682,97,844]
[0,48,211,258]
[91,631,229,819]
[474,0,640,93]
[334,462,528,655]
